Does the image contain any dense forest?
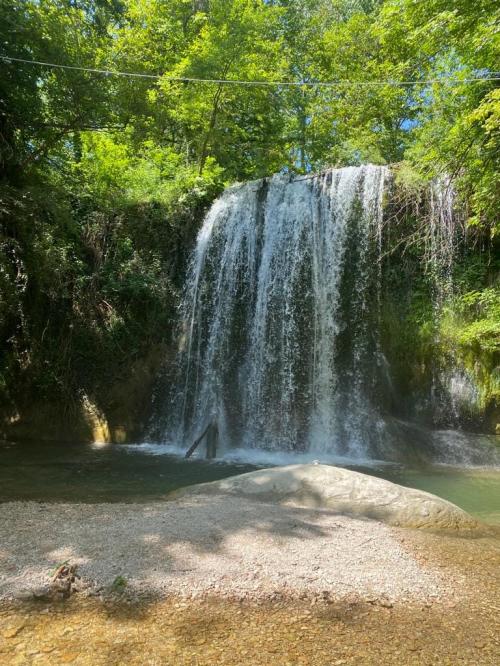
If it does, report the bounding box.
[0,0,498,441]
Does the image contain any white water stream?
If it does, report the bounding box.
[173,166,389,457]
[162,165,493,464]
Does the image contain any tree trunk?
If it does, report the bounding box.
[198,83,224,175]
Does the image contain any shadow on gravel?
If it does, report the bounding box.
[0,495,348,600]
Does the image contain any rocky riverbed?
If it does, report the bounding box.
[0,496,453,603]
[0,524,499,665]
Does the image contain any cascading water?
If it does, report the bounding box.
[153,164,500,467]
[426,178,476,427]
[427,175,461,303]
[170,165,391,459]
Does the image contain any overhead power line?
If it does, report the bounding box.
[2,55,499,87]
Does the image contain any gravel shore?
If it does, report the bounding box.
[0,494,457,604]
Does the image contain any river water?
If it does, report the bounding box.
[1,437,498,524]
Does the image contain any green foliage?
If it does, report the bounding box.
[379,0,500,235]
[442,288,500,352]
[0,0,498,431]
[51,560,70,577]
[0,167,222,414]
[438,283,500,417]
[111,575,127,592]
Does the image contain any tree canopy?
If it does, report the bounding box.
[1,0,498,228]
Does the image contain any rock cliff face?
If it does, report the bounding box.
[0,346,167,443]
[172,464,478,530]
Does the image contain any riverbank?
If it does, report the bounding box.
[1,489,499,664]
[0,463,496,605]
[1,525,499,665]
[0,496,453,603]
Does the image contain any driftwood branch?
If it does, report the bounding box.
[184,421,212,458]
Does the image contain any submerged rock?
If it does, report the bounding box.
[172,464,477,529]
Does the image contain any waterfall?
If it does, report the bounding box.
[171,165,391,459]
[148,164,498,466]
[427,175,462,303]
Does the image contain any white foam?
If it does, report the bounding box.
[121,441,397,470]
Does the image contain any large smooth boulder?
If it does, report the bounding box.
[173,464,477,529]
